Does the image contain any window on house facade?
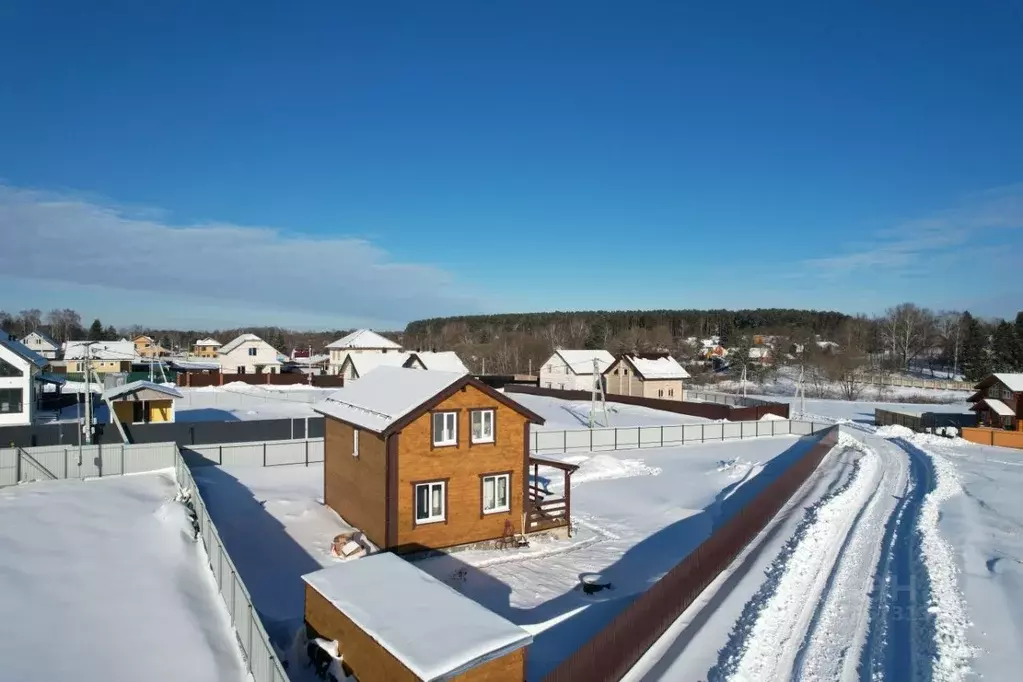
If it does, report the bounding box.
[471,409,495,443]
[668,389,674,397]
[0,357,24,377]
[353,429,359,457]
[237,366,247,374]
[482,474,510,514]
[658,389,664,397]
[415,481,445,523]
[0,388,24,414]
[248,347,257,356]
[432,411,458,446]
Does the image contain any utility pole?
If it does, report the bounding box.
[740,362,748,398]
[308,345,313,385]
[797,364,806,416]
[589,357,609,428]
[83,343,93,445]
[528,358,532,377]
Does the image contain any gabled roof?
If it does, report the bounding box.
[194,337,222,347]
[302,552,531,681]
[326,329,402,350]
[342,352,415,378]
[972,398,1015,417]
[611,354,690,380]
[22,331,59,349]
[102,380,183,402]
[993,373,1023,393]
[407,351,469,374]
[132,335,155,343]
[63,340,136,361]
[0,336,48,370]
[549,349,615,375]
[314,366,544,434]
[218,334,267,355]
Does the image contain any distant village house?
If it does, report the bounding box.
[538,349,615,391]
[217,334,282,374]
[603,353,690,401]
[326,329,403,376]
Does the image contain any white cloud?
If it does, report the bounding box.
[0,184,485,326]
[804,183,1023,274]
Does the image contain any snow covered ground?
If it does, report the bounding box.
[509,392,713,430]
[0,472,249,682]
[175,384,336,421]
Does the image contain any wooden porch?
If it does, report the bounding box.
[527,456,579,535]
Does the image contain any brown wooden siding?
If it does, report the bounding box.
[324,417,388,546]
[395,384,528,551]
[305,584,527,682]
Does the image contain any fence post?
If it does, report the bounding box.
[661,425,664,447]
[121,445,125,475]
[263,442,267,467]
[247,603,254,670]
[590,429,593,451]
[219,445,223,465]
[637,426,641,448]
[614,428,618,450]
[15,448,21,483]
[564,430,567,454]
[305,440,309,467]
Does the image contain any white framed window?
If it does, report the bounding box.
[353,429,359,457]
[482,474,510,514]
[432,411,457,447]
[415,481,446,524]
[471,409,495,444]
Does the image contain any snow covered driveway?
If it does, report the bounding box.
[629,426,979,682]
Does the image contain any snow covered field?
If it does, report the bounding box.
[509,392,714,430]
[175,383,335,421]
[0,472,248,682]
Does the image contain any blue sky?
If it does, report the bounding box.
[1,1,1021,329]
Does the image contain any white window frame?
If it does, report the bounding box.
[471,409,495,444]
[352,428,359,457]
[432,411,458,447]
[414,481,446,524]
[482,474,510,514]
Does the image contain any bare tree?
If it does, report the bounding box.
[881,303,935,370]
[937,311,964,379]
[17,309,42,337]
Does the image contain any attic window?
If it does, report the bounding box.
[248,347,257,356]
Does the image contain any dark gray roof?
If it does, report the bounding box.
[0,336,49,369]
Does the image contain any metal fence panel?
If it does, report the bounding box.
[565,430,592,452]
[661,425,683,446]
[741,421,759,438]
[721,422,741,439]
[616,427,639,449]
[590,428,617,451]
[0,442,179,487]
[639,427,661,448]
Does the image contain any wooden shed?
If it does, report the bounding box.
[302,552,531,682]
[102,380,183,424]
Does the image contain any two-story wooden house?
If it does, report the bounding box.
[969,373,1023,431]
[314,366,577,554]
[603,352,690,401]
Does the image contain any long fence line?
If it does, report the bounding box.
[873,408,977,433]
[532,419,823,455]
[174,454,290,682]
[865,374,973,391]
[541,425,841,682]
[0,441,178,487]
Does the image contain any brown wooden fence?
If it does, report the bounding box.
[540,425,839,682]
[177,372,343,388]
[505,385,790,421]
[961,427,1023,449]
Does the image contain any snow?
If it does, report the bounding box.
[991,373,1023,392]
[102,379,184,401]
[980,397,1015,416]
[63,339,137,360]
[346,351,415,376]
[411,350,470,374]
[509,393,713,430]
[552,349,616,374]
[303,552,532,681]
[313,366,470,432]
[624,354,690,380]
[217,333,264,355]
[325,329,402,350]
[0,472,248,682]
[172,384,337,421]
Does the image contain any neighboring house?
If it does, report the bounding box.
[748,347,772,364]
[816,340,840,353]
[193,338,222,358]
[325,329,403,375]
[404,351,470,374]
[283,354,331,375]
[303,551,531,682]
[217,334,282,374]
[0,334,48,426]
[538,349,615,391]
[20,331,60,360]
[704,344,729,360]
[969,373,1023,431]
[314,366,572,553]
[63,341,136,375]
[338,352,416,381]
[604,353,690,401]
[103,380,183,425]
[133,335,170,359]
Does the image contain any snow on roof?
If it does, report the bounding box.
[346,352,416,378]
[748,347,771,359]
[218,334,265,355]
[289,354,330,366]
[63,340,137,361]
[553,349,615,375]
[410,351,469,374]
[194,338,222,347]
[22,330,59,348]
[168,359,221,371]
[623,354,691,380]
[981,398,1016,417]
[302,553,531,681]
[326,329,402,350]
[102,380,184,401]
[0,336,48,369]
[993,373,1023,392]
[314,366,467,432]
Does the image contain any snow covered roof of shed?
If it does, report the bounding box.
[0,336,48,369]
[976,398,1015,417]
[193,338,222,347]
[553,349,615,375]
[345,352,415,378]
[102,380,183,401]
[302,552,531,681]
[409,351,469,374]
[993,373,1023,393]
[326,329,402,350]
[63,340,136,361]
[619,354,690,380]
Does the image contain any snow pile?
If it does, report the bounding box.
[566,454,662,485]
[875,424,917,439]
[914,443,976,681]
[760,413,786,421]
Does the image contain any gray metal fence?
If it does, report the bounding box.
[685,390,784,407]
[0,441,178,487]
[174,454,290,682]
[181,438,324,468]
[531,419,824,455]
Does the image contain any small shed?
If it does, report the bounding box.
[102,380,183,424]
[302,552,531,682]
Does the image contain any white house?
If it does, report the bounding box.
[217,334,282,374]
[63,340,137,374]
[604,353,690,401]
[1,334,48,426]
[20,331,61,360]
[338,352,416,381]
[538,349,615,391]
[325,329,403,375]
[405,351,469,374]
